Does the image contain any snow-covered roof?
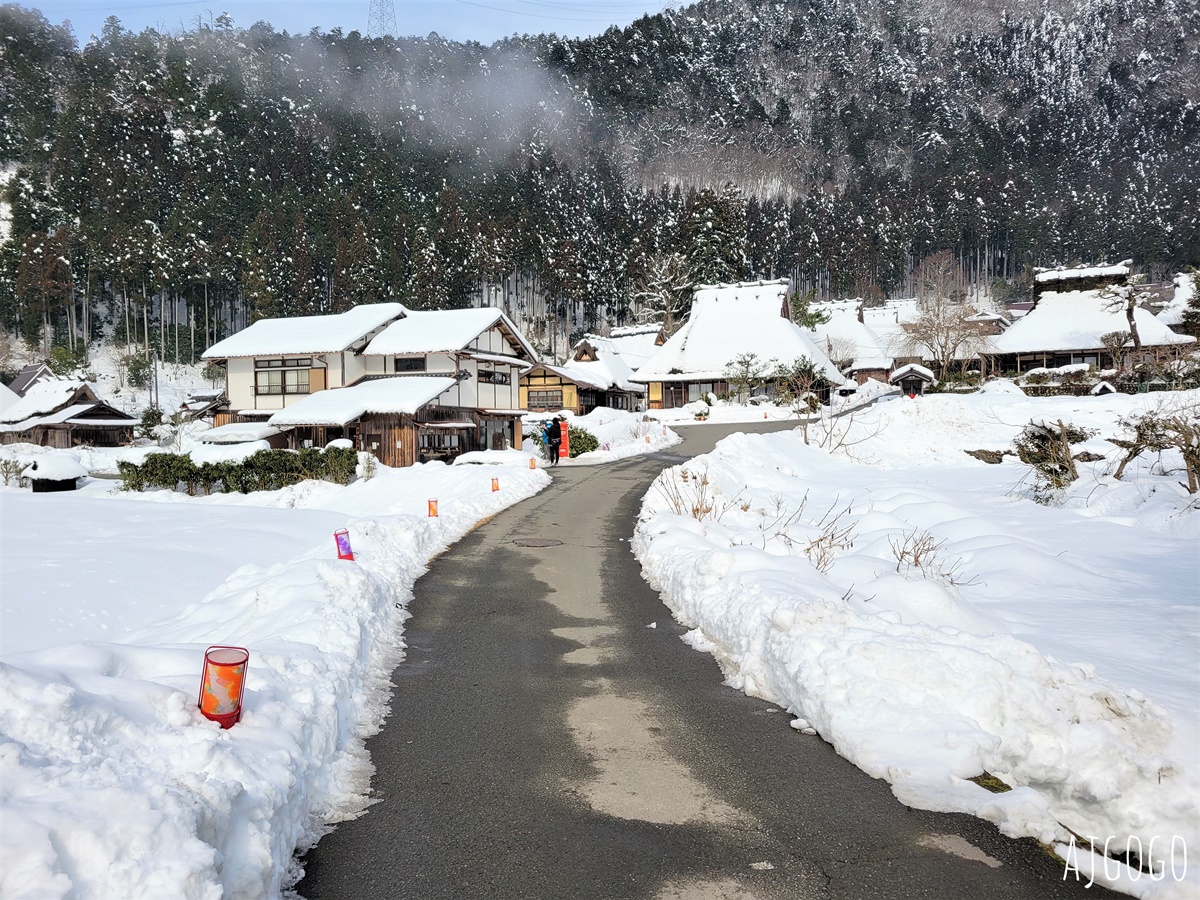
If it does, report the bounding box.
[1034,262,1130,284]
[202,303,406,359]
[567,338,644,393]
[1157,272,1196,327]
[199,422,286,444]
[532,363,609,393]
[599,325,664,369]
[364,308,537,361]
[633,282,844,385]
[0,380,19,413]
[808,305,894,373]
[266,376,457,427]
[990,289,1196,354]
[0,380,91,424]
[889,363,936,384]
[22,456,88,480]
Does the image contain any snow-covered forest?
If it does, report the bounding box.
[1,0,1197,361]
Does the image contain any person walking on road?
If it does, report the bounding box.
[544,417,563,466]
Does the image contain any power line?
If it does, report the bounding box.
[368,0,398,36]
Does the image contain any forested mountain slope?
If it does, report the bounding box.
[0,0,1196,355]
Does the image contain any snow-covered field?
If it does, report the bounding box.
[0,395,682,897]
[634,388,1199,899]
[0,449,549,898]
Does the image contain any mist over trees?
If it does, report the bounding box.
[0,0,1196,360]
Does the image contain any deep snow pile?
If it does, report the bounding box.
[0,453,549,898]
[633,389,1199,899]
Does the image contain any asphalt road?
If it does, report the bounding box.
[297,422,1115,899]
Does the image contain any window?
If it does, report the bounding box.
[478,368,510,385]
[528,390,563,408]
[395,357,425,372]
[255,358,312,395]
[256,368,310,395]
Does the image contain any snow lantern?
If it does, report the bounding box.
[334,528,354,561]
[428,498,439,517]
[198,646,249,729]
[528,457,537,470]
[645,436,651,444]
[491,477,499,493]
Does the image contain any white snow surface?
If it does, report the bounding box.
[1035,263,1131,283]
[201,303,406,359]
[993,290,1195,354]
[633,282,845,385]
[363,307,535,359]
[0,451,550,898]
[0,378,88,424]
[266,376,458,426]
[0,381,19,412]
[634,389,1199,899]
[20,456,88,481]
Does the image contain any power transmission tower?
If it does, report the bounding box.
[367,0,396,37]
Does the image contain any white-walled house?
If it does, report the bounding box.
[201,304,538,465]
[202,304,406,418]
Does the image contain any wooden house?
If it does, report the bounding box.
[0,380,136,447]
[633,280,844,408]
[201,304,538,465]
[987,279,1196,374]
[520,337,645,415]
[201,303,407,427]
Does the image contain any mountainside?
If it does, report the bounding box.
[0,0,1196,356]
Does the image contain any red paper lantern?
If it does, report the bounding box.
[198,646,248,729]
[334,528,354,561]
[491,477,499,492]
[428,498,439,517]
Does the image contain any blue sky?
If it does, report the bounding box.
[29,0,671,43]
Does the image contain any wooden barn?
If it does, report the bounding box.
[0,380,136,447]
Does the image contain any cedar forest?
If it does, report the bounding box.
[0,0,1197,364]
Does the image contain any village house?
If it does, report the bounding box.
[987,264,1196,374]
[0,379,136,447]
[632,280,844,408]
[202,304,538,466]
[6,362,56,397]
[201,303,407,424]
[520,335,645,415]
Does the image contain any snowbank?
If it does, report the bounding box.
[633,391,1199,898]
[0,458,549,898]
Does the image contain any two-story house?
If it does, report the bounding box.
[202,304,538,466]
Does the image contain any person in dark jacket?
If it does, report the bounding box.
[544,417,563,465]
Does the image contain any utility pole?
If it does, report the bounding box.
[368,0,396,37]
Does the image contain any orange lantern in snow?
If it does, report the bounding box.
[198,646,248,729]
[491,477,500,492]
[428,498,439,517]
[528,457,537,470]
[334,528,354,561]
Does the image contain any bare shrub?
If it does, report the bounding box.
[655,466,743,522]
[1014,418,1096,501]
[1110,401,1200,493]
[889,527,978,586]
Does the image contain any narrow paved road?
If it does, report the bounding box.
[298,423,1113,899]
